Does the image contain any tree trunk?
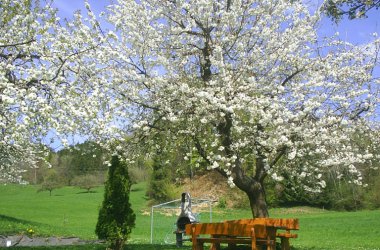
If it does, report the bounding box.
[246,182,269,218]
[231,169,269,218]
[110,239,125,250]
[211,110,270,218]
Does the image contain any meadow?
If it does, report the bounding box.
[0,183,380,250]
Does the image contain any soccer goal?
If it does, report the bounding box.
[150,194,213,244]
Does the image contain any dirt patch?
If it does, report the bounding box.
[180,171,249,208]
[181,171,227,200]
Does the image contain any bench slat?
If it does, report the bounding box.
[276,232,298,238]
[185,222,269,238]
[225,218,299,230]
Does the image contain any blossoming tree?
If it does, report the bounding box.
[2,0,380,217]
[86,0,379,217]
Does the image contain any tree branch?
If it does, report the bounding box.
[193,136,211,165]
[0,39,36,48]
[281,68,303,86]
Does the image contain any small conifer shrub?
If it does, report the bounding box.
[95,155,136,250]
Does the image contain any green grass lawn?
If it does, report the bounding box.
[1,183,380,250]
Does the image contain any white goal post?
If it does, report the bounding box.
[150,197,213,244]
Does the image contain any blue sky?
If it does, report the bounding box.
[52,0,380,45]
[319,10,380,45]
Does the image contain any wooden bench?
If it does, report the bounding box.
[185,222,276,250]
[225,218,299,250]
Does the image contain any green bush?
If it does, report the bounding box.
[364,178,380,209]
[327,182,365,211]
[217,197,227,208]
[95,155,136,250]
[147,180,180,203]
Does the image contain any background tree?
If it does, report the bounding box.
[50,152,75,185]
[53,141,109,185]
[147,156,171,202]
[128,155,151,185]
[72,174,100,193]
[95,155,135,250]
[146,132,198,203]
[37,169,63,196]
[147,150,180,203]
[69,142,108,175]
[324,0,380,21]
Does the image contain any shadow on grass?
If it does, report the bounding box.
[76,191,98,194]
[0,214,46,227]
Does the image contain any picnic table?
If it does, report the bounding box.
[185,218,299,250]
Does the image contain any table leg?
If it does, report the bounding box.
[197,241,204,250]
[210,242,220,250]
[267,227,276,250]
[281,238,290,250]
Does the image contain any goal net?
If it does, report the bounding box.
[150,196,213,244]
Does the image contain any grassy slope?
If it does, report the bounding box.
[1,183,380,249]
[0,184,102,238]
